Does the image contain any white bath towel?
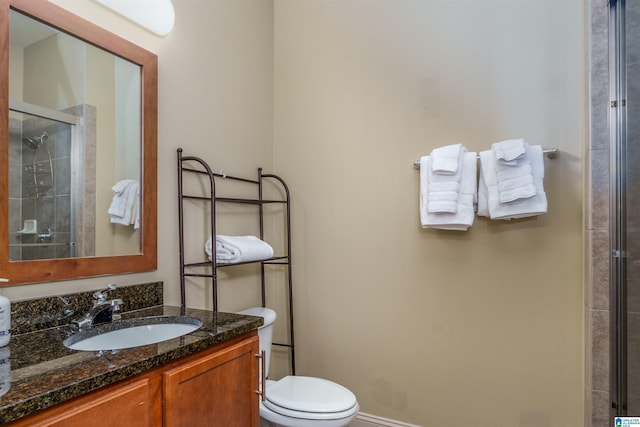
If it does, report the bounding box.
[478,145,547,220]
[420,152,477,230]
[108,179,140,229]
[492,138,526,165]
[431,143,464,175]
[205,235,274,263]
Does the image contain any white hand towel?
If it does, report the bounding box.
[431,143,464,175]
[421,157,459,214]
[496,162,533,181]
[108,179,137,217]
[111,179,136,195]
[427,181,460,213]
[420,152,477,230]
[493,142,536,204]
[492,138,526,165]
[205,235,274,263]
[425,145,468,213]
[497,174,536,204]
[108,180,139,227]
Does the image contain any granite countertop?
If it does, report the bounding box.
[0,304,263,424]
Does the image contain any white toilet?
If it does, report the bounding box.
[238,307,359,427]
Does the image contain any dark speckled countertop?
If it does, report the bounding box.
[0,282,263,424]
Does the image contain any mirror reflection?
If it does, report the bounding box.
[8,10,141,261]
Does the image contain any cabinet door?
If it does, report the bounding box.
[9,378,155,427]
[164,335,259,427]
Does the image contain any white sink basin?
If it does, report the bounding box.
[63,316,203,351]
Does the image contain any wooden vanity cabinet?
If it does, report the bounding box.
[164,332,260,426]
[6,333,259,427]
[7,377,160,427]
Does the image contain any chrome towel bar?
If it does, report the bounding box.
[413,147,559,169]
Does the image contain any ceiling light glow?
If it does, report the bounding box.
[95,0,175,36]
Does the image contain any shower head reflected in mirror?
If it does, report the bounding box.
[21,131,53,198]
[22,131,48,150]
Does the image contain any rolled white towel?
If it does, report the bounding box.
[205,235,274,263]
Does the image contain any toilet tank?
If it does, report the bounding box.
[237,307,276,378]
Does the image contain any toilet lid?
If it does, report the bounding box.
[266,376,357,414]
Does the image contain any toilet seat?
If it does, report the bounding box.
[264,376,358,420]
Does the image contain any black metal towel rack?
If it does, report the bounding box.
[176,148,296,374]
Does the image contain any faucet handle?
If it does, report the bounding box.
[93,283,117,304]
[111,298,123,311]
[111,299,123,321]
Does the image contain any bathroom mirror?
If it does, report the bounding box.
[0,0,157,284]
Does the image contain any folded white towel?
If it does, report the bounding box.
[493,141,536,204]
[497,174,535,204]
[205,235,274,263]
[108,179,140,228]
[478,145,547,220]
[431,143,464,175]
[421,157,458,214]
[107,179,136,217]
[427,181,459,213]
[492,138,526,165]
[496,162,533,181]
[420,152,477,230]
[425,145,468,213]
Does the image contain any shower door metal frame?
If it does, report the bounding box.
[610,0,628,417]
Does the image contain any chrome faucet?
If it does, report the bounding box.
[70,284,123,332]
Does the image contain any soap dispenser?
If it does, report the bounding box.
[0,279,10,347]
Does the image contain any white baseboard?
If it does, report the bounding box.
[349,412,422,427]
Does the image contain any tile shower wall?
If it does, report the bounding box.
[587,0,610,426]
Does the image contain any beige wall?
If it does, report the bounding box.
[4,0,585,425]
[273,0,584,425]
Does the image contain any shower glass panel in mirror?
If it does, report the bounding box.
[8,9,142,261]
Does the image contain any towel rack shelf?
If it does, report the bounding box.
[413,147,559,169]
[176,148,296,375]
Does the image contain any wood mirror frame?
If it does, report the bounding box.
[0,0,157,284]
